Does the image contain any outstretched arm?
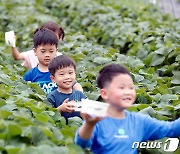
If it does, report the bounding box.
[140,113,180,141]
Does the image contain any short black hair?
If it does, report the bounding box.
[48,55,76,76]
[97,64,131,89]
[33,28,58,48]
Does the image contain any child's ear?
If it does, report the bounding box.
[100,89,108,100]
[50,75,56,82]
[33,48,37,56]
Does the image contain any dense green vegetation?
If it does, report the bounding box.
[0,0,179,153]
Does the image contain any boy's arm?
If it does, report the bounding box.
[47,94,56,108]
[11,47,24,60]
[10,34,24,60]
[47,96,75,113]
[24,71,31,81]
[140,113,180,141]
[57,98,75,113]
[73,82,83,92]
[75,113,105,148]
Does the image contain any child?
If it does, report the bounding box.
[75,64,180,154]
[10,21,64,69]
[24,28,83,94]
[47,55,87,124]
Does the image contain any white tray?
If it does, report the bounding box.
[74,99,109,117]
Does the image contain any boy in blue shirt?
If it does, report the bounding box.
[47,55,87,124]
[24,28,83,94]
[75,64,180,154]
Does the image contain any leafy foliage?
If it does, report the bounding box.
[0,0,179,153]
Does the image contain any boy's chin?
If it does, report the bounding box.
[113,102,133,110]
[63,84,74,89]
[42,62,49,66]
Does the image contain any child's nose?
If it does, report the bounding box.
[45,53,50,57]
[124,89,132,94]
[64,74,70,79]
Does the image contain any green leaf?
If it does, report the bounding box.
[30,126,47,145]
[137,104,149,110]
[85,91,100,100]
[67,144,85,154]
[41,127,53,139]
[171,71,180,84]
[68,117,82,127]
[133,74,144,83]
[175,104,180,110]
[7,123,22,137]
[150,54,165,66]
[127,105,138,112]
[170,86,180,94]
[0,110,12,119]
[1,104,17,111]
[154,47,172,56]
[160,94,178,102]
[51,127,64,142]
[107,48,118,55]
[155,114,169,121]
[0,89,9,99]
[27,82,45,95]
[20,145,69,154]
[93,57,112,65]
[0,74,14,86]
[0,98,6,107]
[33,112,52,123]
[139,106,156,117]
[151,93,161,102]
[5,145,20,154]
[176,54,180,62]
[143,36,155,43]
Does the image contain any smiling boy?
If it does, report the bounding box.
[75,64,180,154]
[47,55,87,123]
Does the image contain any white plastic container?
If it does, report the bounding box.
[5,30,15,47]
[74,99,109,117]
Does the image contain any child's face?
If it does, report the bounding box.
[101,74,136,110]
[51,66,76,91]
[34,44,57,66]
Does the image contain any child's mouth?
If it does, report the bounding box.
[122,98,131,101]
[44,59,50,62]
[63,81,72,85]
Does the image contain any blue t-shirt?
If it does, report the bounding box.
[48,89,87,122]
[24,66,57,94]
[24,66,77,94]
[75,111,180,154]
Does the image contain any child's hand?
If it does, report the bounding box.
[80,112,106,126]
[78,112,106,140]
[57,98,75,113]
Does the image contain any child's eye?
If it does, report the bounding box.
[69,72,73,74]
[119,87,124,89]
[59,74,64,76]
[50,50,54,53]
[41,50,45,53]
[130,87,134,89]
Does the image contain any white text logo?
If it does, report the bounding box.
[132,138,179,152]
